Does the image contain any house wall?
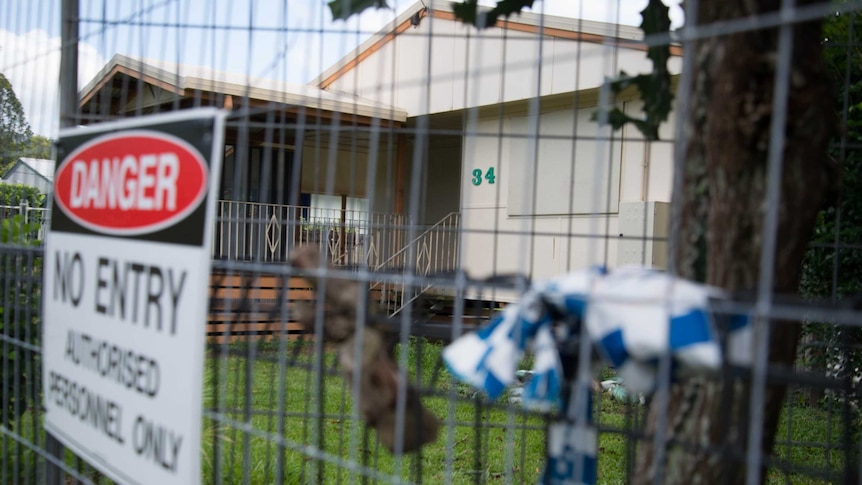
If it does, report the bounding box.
[299,139,399,214]
[323,17,682,117]
[459,99,676,285]
[299,134,461,225]
[2,168,52,195]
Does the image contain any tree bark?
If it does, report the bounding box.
[634,0,838,483]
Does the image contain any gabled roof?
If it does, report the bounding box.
[312,0,681,90]
[80,54,407,123]
[3,158,55,183]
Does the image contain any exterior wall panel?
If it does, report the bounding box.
[459,101,676,285]
[325,18,681,117]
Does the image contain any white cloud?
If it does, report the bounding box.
[0,29,105,138]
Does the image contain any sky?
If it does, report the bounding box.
[0,0,683,138]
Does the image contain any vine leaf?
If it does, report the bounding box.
[451,0,535,29]
[594,0,674,141]
[328,0,390,21]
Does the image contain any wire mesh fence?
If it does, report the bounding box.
[1,0,862,483]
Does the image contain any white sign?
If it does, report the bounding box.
[42,109,226,485]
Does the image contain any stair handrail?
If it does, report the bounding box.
[369,212,460,316]
[372,212,460,273]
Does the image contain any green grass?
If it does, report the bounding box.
[766,397,854,484]
[201,338,547,484]
[588,393,856,484]
[2,340,858,484]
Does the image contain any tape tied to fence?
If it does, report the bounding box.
[442,265,754,408]
[443,266,753,484]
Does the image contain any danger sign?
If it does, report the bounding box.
[43,109,226,485]
[53,131,208,234]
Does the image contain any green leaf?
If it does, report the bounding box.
[328,0,389,21]
[594,108,657,140]
[452,0,535,29]
[492,0,535,17]
[0,73,35,173]
[452,0,481,26]
[594,0,674,141]
[0,215,40,246]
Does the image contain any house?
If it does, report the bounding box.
[2,158,56,196]
[312,0,682,287]
[77,0,682,303]
[78,54,411,265]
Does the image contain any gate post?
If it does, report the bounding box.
[46,0,79,482]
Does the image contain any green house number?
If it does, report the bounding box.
[471,167,496,186]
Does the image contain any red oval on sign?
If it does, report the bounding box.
[54,130,208,235]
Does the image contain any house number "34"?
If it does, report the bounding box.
[471,167,496,186]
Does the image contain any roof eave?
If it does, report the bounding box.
[311,0,680,90]
[181,77,408,122]
[79,54,407,123]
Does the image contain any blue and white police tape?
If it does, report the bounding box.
[442,266,753,408]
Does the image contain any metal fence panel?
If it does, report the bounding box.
[2,0,862,484]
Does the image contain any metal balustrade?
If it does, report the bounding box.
[371,212,461,315]
[211,200,410,266]
[210,202,460,316]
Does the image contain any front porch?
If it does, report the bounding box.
[75,54,465,319]
[206,202,463,342]
[211,199,409,267]
[211,198,460,277]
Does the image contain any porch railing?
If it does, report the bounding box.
[0,198,423,269]
[371,212,460,315]
[211,200,407,265]
[211,200,461,315]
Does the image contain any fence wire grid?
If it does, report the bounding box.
[1,0,862,484]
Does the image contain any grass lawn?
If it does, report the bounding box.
[592,396,853,485]
[201,339,857,484]
[201,339,548,484]
[2,339,857,483]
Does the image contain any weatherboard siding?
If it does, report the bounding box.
[458,100,676,282]
[322,16,681,117]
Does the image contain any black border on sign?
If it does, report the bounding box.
[53,109,224,247]
[53,130,210,237]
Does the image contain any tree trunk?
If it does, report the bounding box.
[634,0,838,483]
